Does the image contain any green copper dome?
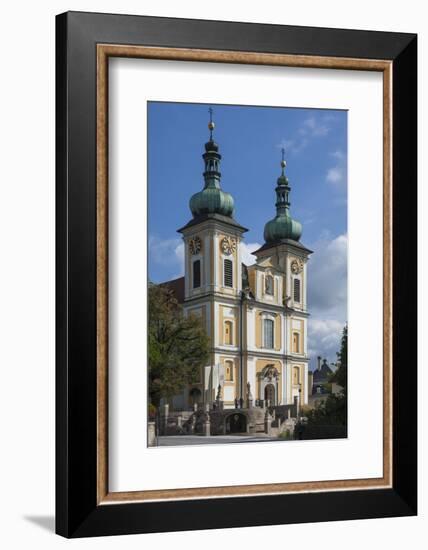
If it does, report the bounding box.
[190,184,235,217]
[264,213,302,242]
[189,114,235,218]
[263,155,302,244]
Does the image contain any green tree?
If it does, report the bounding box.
[297,324,348,440]
[330,324,347,391]
[148,283,209,408]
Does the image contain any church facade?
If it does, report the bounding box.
[165,115,313,411]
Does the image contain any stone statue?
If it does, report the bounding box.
[246,382,253,409]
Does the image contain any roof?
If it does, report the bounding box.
[160,276,185,304]
[254,238,313,256]
[312,363,333,383]
[177,212,248,234]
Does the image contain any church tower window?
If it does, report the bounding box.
[263,318,274,349]
[293,366,300,385]
[224,259,233,287]
[224,320,233,345]
[292,331,300,353]
[193,260,201,288]
[293,278,301,302]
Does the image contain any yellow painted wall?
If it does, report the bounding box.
[219,305,238,346]
[290,319,304,354]
[291,363,305,403]
[219,356,238,403]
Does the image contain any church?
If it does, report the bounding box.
[163,112,313,413]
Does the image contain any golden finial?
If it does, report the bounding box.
[208,107,215,139]
[280,148,286,172]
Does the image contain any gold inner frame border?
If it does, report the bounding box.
[96,44,393,504]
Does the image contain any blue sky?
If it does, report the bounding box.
[148,102,348,368]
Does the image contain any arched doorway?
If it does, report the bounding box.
[264,383,275,404]
[225,413,247,434]
[258,364,279,406]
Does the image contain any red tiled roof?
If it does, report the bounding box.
[160,277,185,304]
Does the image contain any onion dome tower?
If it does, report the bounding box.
[189,108,235,218]
[263,150,303,244]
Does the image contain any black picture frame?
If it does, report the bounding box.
[56,11,417,538]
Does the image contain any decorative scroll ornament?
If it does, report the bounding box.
[290,258,304,274]
[221,236,237,255]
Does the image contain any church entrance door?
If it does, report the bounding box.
[226,413,247,434]
[264,384,275,405]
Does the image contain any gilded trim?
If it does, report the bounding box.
[96,43,393,504]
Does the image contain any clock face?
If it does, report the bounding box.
[290,258,303,274]
[221,236,237,256]
[189,236,202,255]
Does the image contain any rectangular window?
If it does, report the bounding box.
[292,332,300,353]
[293,366,300,385]
[193,260,201,288]
[224,321,233,345]
[225,361,234,381]
[263,318,274,349]
[293,278,301,302]
[224,259,233,288]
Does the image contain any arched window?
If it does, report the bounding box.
[263,318,274,349]
[265,274,274,295]
[293,366,300,385]
[224,320,233,345]
[224,360,234,381]
[293,278,301,302]
[292,332,300,353]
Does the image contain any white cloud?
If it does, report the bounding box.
[326,149,347,189]
[277,115,331,156]
[331,149,344,160]
[148,235,184,278]
[308,233,347,321]
[326,166,344,184]
[307,233,347,366]
[302,116,330,137]
[308,318,344,368]
[241,242,262,266]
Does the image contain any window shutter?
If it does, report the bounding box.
[293,278,301,302]
[224,259,233,287]
[193,260,201,288]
